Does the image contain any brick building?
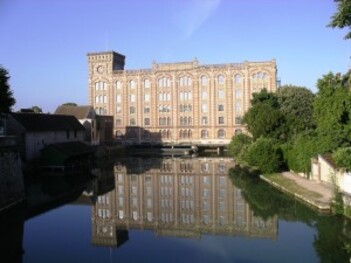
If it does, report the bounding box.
[87,51,277,146]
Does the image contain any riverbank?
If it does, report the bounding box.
[260,172,333,212]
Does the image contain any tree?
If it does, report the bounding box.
[242,137,283,174]
[313,72,351,147]
[228,133,252,159]
[243,102,286,140]
[333,147,351,172]
[31,106,42,113]
[276,85,315,137]
[62,102,77,107]
[328,0,351,39]
[0,66,15,113]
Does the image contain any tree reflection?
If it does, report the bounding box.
[228,165,351,262]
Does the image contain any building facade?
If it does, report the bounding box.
[87,51,277,145]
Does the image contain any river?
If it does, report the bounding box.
[1,156,351,263]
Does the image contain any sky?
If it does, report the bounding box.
[0,0,350,113]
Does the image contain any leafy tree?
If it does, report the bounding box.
[62,102,77,106]
[313,72,351,146]
[30,106,42,113]
[328,0,351,39]
[333,147,351,172]
[251,88,279,108]
[242,137,283,174]
[276,85,315,137]
[228,133,252,160]
[243,102,286,140]
[0,66,15,113]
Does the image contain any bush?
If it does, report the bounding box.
[242,137,283,174]
[228,133,252,159]
[333,147,351,172]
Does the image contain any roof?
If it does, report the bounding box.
[10,113,85,132]
[55,105,95,119]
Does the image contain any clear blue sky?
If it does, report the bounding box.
[0,0,349,113]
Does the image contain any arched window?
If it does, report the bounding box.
[200,75,208,86]
[144,79,150,88]
[129,80,136,89]
[234,74,242,84]
[116,81,122,89]
[218,75,225,85]
[218,129,225,139]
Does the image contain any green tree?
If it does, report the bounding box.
[328,0,351,39]
[333,147,351,172]
[62,102,77,106]
[0,66,15,113]
[243,102,286,140]
[228,133,252,159]
[313,72,351,147]
[276,85,315,137]
[242,137,283,174]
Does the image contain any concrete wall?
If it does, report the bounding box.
[0,137,25,211]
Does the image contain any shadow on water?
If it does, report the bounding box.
[228,165,351,263]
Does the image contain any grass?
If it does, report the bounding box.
[263,173,323,200]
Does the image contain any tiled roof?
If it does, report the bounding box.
[54,105,94,119]
[10,113,85,131]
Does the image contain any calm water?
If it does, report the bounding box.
[2,156,351,263]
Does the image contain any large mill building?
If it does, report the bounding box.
[87,51,277,146]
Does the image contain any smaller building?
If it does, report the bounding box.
[311,154,351,195]
[54,105,114,146]
[7,113,85,162]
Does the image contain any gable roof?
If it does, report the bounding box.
[54,105,95,119]
[10,113,85,132]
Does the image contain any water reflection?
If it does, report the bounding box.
[91,157,277,247]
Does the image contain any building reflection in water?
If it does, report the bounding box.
[91,157,278,247]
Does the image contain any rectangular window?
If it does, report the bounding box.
[218,104,224,111]
[144,94,150,102]
[218,117,224,124]
[130,94,136,103]
[116,106,121,113]
[235,117,242,124]
[218,90,225,99]
[202,91,208,100]
[116,95,121,103]
[144,106,150,113]
[144,118,150,126]
[201,117,208,125]
[116,119,122,126]
[201,104,208,113]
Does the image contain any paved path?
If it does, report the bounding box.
[261,172,334,211]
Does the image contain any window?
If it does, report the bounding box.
[218,117,224,124]
[116,95,121,103]
[218,129,225,138]
[103,95,107,103]
[202,90,208,99]
[201,117,208,125]
[235,101,242,112]
[144,118,150,126]
[144,94,150,102]
[144,106,150,113]
[201,104,208,113]
[130,80,136,89]
[116,119,122,126]
[235,89,242,98]
[201,129,208,138]
[179,76,192,87]
[218,75,225,85]
[130,94,136,103]
[130,106,135,114]
[218,90,225,99]
[116,81,122,89]
[218,104,224,111]
[201,75,208,86]
[116,106,121,113]
[130,118,136,126]
[234,74,242,84]
[158,77,170,87]
[95,81,106,90]
[235,116,242,124]
[144,79,150,88]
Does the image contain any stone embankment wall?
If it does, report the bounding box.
[0,137,25,211]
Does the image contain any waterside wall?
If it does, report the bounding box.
[0,136,25,211]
